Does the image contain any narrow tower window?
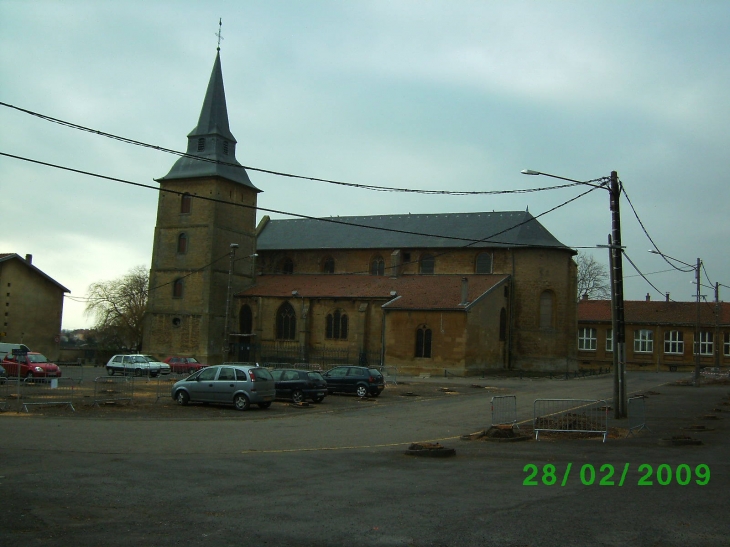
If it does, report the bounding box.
[177,233,188,254]
[173,278,184,299]
[180,193,192,214]
[223,140,229,155]
[197,138,205,152]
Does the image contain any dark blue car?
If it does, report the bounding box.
[270,369,328,403]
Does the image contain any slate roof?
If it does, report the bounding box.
[237,274,509,311]
[157,51,259,191]
[0,253,70,293]
[578,299,730,326]
[256,211,571,251]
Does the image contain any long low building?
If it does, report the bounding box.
[578,296,730,370]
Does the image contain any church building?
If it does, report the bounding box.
[143,50,579,375]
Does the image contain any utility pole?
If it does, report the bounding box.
[693,258,702,386]
[609,171,627,418]
[715,283,721,368]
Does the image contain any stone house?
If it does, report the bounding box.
[0,253,69,359]
[578,296,730,370]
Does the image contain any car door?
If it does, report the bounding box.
[188,366,219,402]
[345,367,366,393]
[211,367,237,403]
[324,366,348,392]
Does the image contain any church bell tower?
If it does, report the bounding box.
[143,49,260,364]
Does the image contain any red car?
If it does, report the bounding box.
[2,352,62,379]
[164,356,208,374]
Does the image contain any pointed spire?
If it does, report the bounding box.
[157,50,259,191]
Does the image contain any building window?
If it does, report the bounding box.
[325,310,348,340]
[415,326,432,358]
[578,328,597,351]
[276,302,296,340]
[370,256,385,276]
[223,140,229,155]
[539,291,554,329]
[239,304,252,334]
[280,257,294,275]
[172,278,184,299]
[693,332,713,355]
[197,138,205,152]
[634,330,654,353]
[664,331,684,354]
[725,333,730,357]
[177,233,188,254]
[181,193,192,214]
[606,329,613,352]
[499,308,507,342]
[476,252,492,274]
[419,254,435,274]
[322,257,335,274]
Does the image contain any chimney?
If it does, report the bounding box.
[645,293,650,302]
[25,254,32,264]
[665,292,670,302]
[581,293,589,301]
[460,277,469,306]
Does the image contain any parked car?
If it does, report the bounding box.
[322,366,385,397]
[0,342,31,361]
[164,356,208,374]
[0,364,6,384]
[270,368,328,403]
[105,354,169,377]
[171,363,275,411]
[1,352,62,379]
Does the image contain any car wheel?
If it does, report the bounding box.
[312,396,325,403]
[234,393,250,411]
[107,368,114,376]
[291,389,305,403]
[356,385,368,398]
[25,371,34,379]
[258,402,272,409]
[175,390,189,406]
[134,368,143,377]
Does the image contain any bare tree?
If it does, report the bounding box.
[576,252,610,301]
[85,266,148,350]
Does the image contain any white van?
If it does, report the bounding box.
[0,342,31,361]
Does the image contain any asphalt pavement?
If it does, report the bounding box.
[0,371,727,546]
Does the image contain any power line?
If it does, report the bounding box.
[1,100,585,196]
[622,251,671,300]
[0,151,591,248]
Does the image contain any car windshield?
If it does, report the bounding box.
[186,358,200,364]
[308,372,324,381]
[368,368,383,377]
[141,355,159,362]
[28,354,49,363]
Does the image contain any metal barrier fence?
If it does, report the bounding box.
[0,377,76,412]
[93,377,134,406]
[379,366,398,385]
[533,399,609,442]
[491,395,518,428]
[627,395,650,437]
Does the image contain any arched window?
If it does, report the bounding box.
[172,278,184,299]
[239,304,253,334]
[476,252,492,274]
[326,310,348,340]
[419,254,435,274]
[180,193,192,214]
[322,257,335,274]
[177,233,188,254]
[499,308,507,341]
[370,256,385,276]
[539,290,554,329]
[276,302,296,340]
[280,257,294,275]
[415,325,432,358]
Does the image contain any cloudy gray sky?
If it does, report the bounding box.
[1,0,728,330]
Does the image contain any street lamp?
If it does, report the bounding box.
[649,250,702,386]
[522,169,626,418]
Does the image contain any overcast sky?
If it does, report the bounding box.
[1,0,728,330]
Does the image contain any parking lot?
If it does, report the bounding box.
[1,370,728,546]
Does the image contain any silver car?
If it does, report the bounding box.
[171,364,276,411]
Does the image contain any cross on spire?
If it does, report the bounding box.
[216,18,223,51]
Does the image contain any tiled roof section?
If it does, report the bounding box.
[578,299,730,326]
[256,211,572,251]
[237,274,509,310]
[0,253,70,293]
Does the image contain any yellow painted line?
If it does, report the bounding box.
[240,435,462,455]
